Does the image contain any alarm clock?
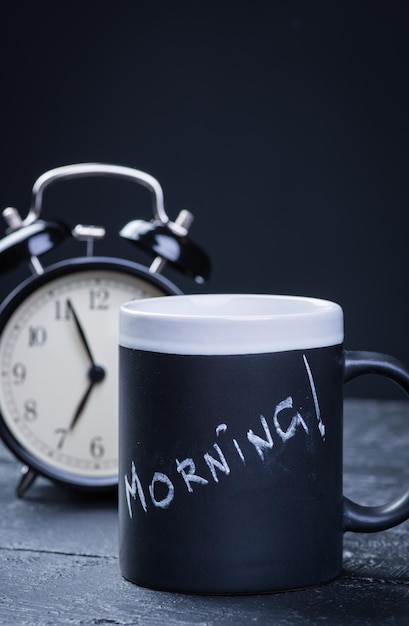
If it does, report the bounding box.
[0,163,211,497]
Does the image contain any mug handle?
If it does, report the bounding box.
[343,350,409,532]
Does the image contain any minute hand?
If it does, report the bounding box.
[67,299,96,365]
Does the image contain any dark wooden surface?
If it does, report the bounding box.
[1,398,409,625]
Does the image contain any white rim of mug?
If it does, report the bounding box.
[119,293,344,355]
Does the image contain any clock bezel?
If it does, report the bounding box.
[0,255,182,491]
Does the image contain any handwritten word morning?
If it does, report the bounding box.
[124,354,325,518]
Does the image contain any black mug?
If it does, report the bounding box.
[118,294,409,594]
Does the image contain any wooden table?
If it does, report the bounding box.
[1,399,408,625]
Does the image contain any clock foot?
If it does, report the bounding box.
[16,465,38,498]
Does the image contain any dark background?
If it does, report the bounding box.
[0,1,408,398]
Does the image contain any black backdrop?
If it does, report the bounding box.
[0,1,408,398]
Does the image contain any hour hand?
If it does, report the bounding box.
[68,364,105,431]
[68,379,95,431]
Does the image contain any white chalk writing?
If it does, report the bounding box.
[149,472,175,509]
[303,354,325,439]
[176,457,209,492]
[247,415,274,460]
[204,443,230,482]
[233,438,246,464]
[125,461,147,518]
[124,353,326,518]
[273,396,309,442]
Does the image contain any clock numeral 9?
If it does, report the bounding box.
[89,288,110,311]
[90,436,104,458]
[28,326,47,347]
[24,399,38,421]
[12,362,27,385]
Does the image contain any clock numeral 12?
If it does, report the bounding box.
[89,288,109,311]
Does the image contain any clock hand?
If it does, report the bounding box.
[67,298,96,366]
[66,299,106,431]
[68,364,106,431]
[69,379,95,431]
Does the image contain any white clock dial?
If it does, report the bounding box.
[0,266,166,486]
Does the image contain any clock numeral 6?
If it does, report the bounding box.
[24,399,38,421]
[28,326,47,347]
[90,436,104,458]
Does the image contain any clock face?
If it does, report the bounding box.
[0,261,170,488]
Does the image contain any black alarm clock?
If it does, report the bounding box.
[0,163,211,496]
